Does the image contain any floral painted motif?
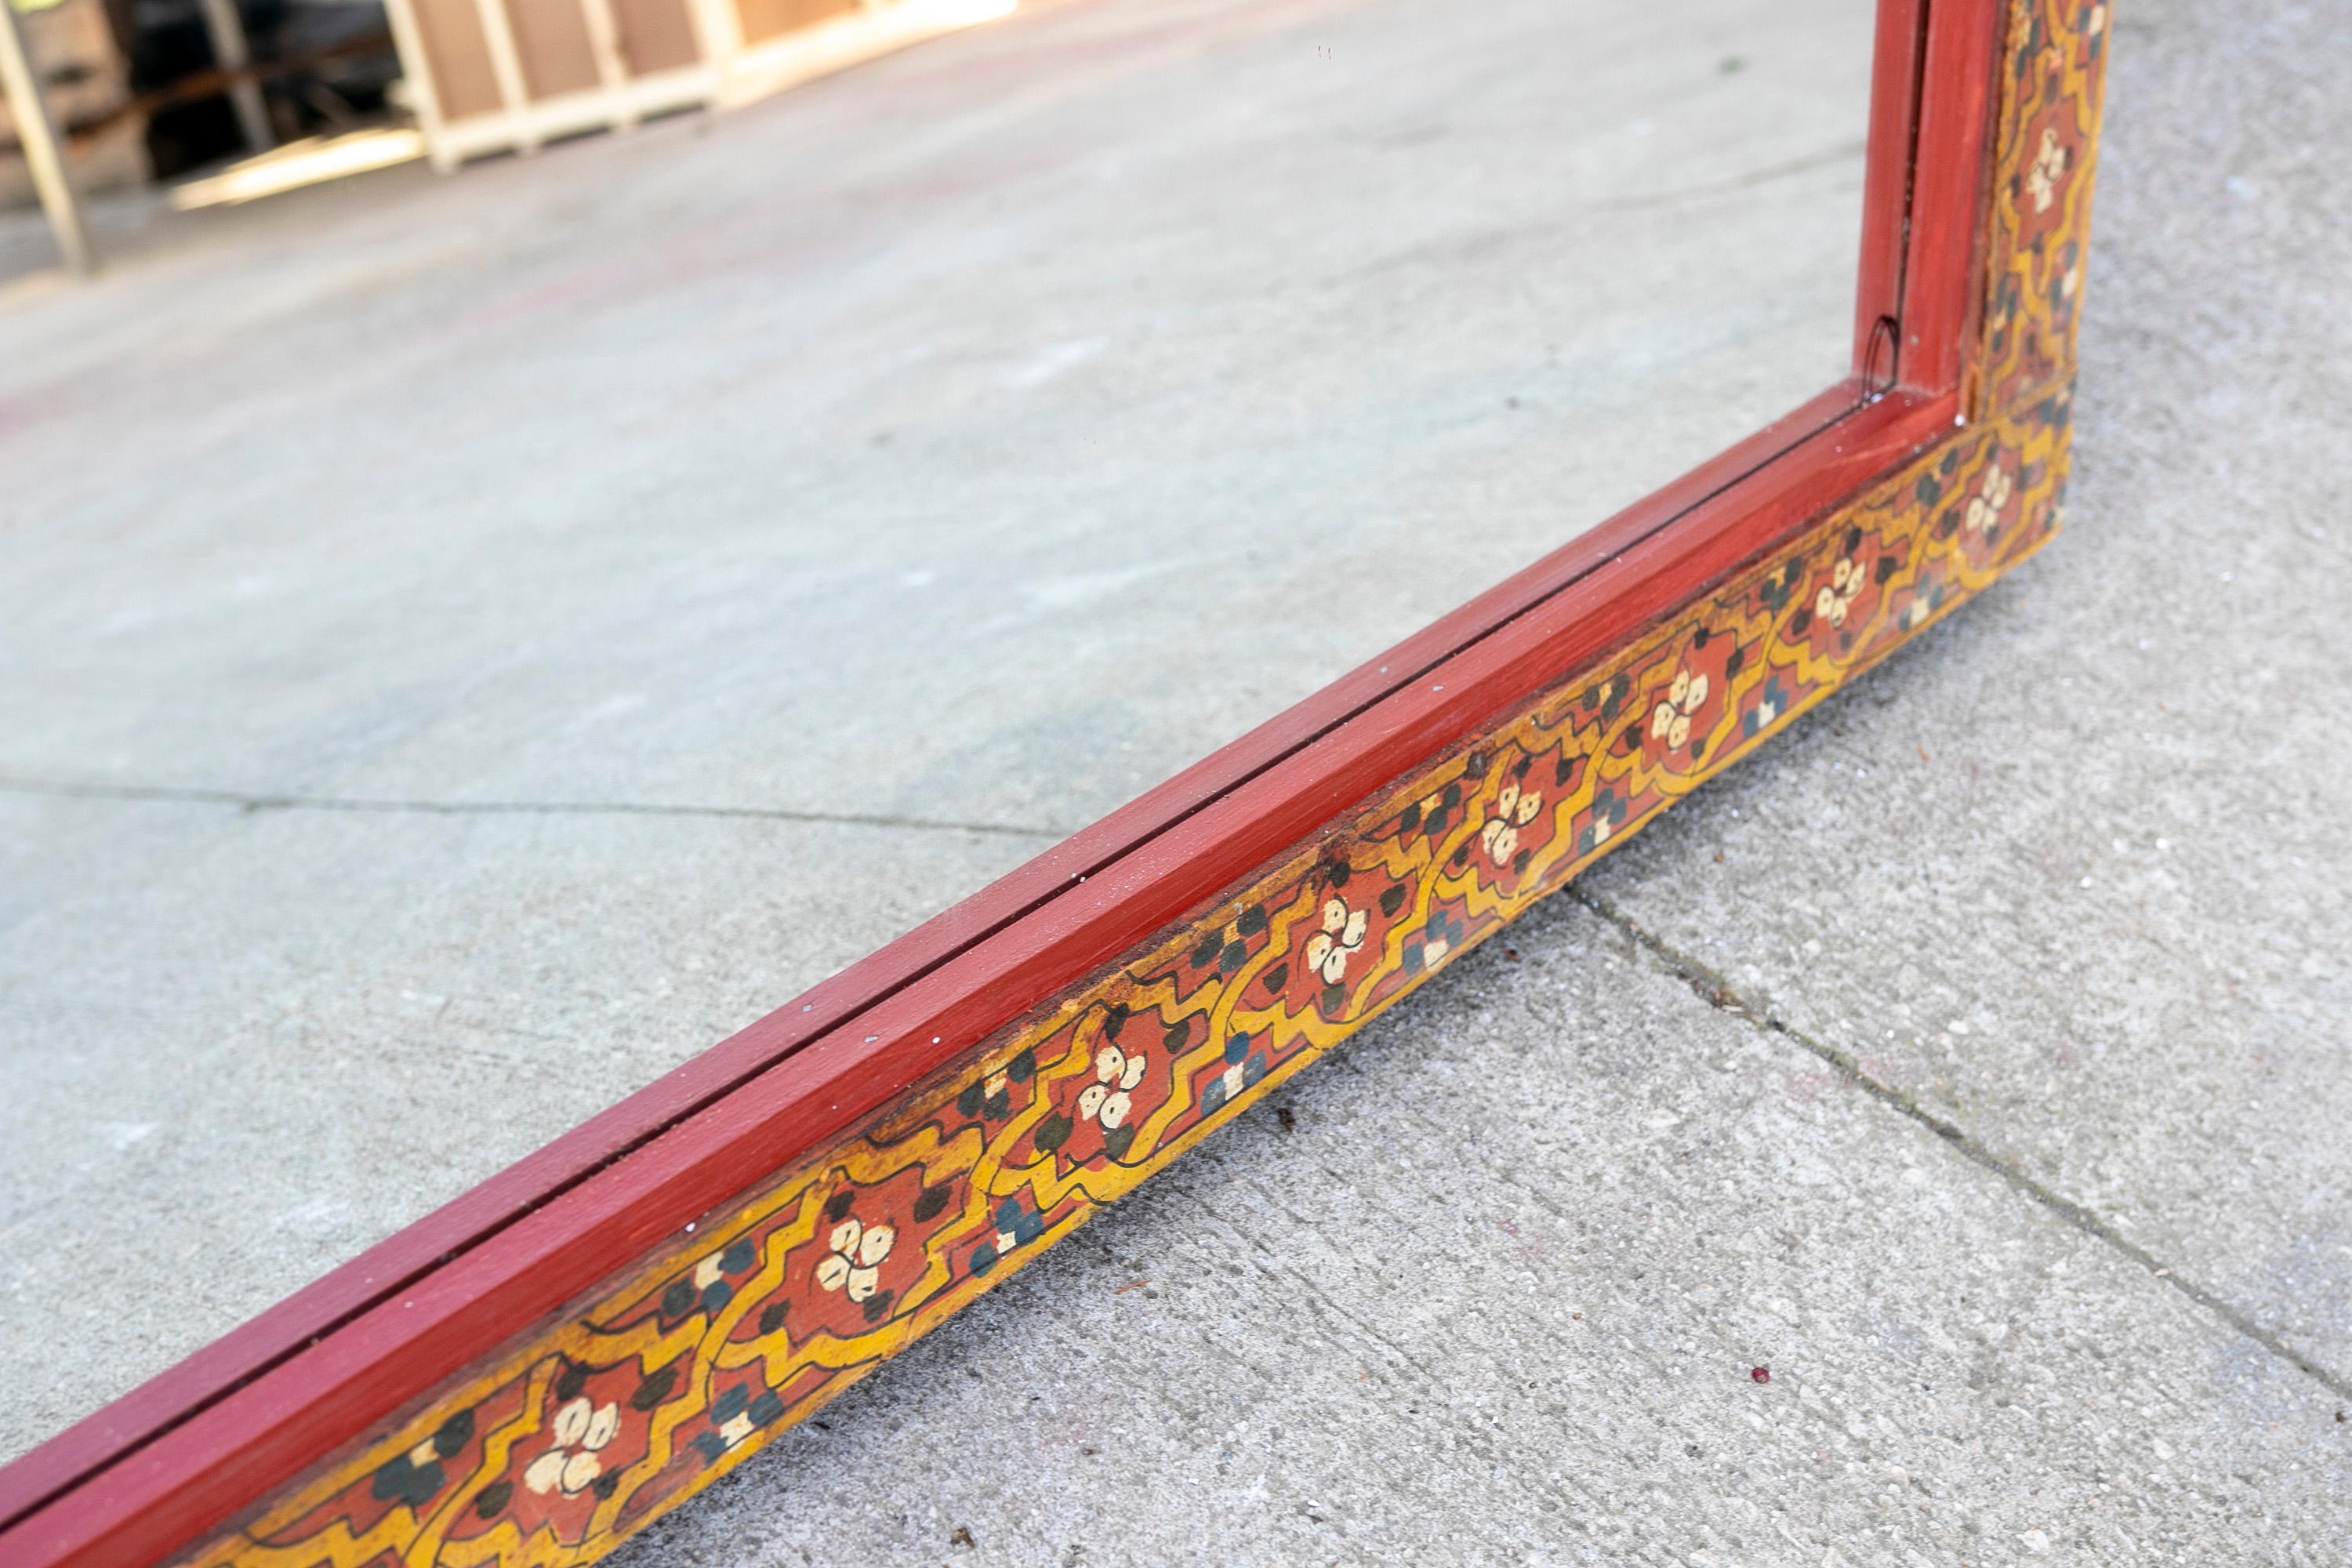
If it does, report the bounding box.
[1481,782,1543,863]
[1971,456,2014,526]
[1303,897,1367,984]
[1813,559,1867,629]
[1650,667,1710,749]
[2025,125,2068,211]
[815,1216,895,1303]
[1078,1042,1147,1129]
[165,5,2100,1563]
[524,1399,620,1499]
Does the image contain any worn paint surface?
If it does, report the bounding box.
[171,2,2103,1563]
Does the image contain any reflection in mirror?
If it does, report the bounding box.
[0,0,1875,1465]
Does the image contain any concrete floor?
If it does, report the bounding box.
[5,0,2349,1561]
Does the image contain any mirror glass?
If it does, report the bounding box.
[0,0,1875,1462]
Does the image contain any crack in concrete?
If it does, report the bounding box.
[0,775,1071,841]
[1566,881,2352,1407]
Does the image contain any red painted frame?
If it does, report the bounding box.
[0,3,2004,1563]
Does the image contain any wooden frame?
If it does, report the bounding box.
[392,0,1018,171]
[0,0,97,273]
[0,1,2108,1563]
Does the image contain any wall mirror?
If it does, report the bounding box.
[0,0,2102,1561]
